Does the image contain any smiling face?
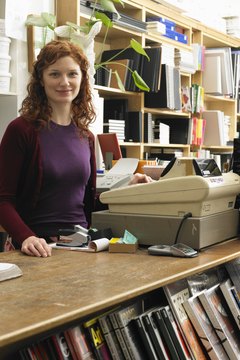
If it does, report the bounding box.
[41,56,82,107]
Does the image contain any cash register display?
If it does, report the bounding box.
[161,157,222,178]
[193,159,222,177]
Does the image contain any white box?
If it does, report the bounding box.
[0,72,12,92]
[0,55,11,73]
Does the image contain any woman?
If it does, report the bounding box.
[0,40,97,257]
[0,40,151,258]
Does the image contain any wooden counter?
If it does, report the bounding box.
[0,238,240,357]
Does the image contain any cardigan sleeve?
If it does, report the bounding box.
[0,118,37,246]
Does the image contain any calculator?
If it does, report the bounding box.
[148,243,198,258]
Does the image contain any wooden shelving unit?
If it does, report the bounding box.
[56,0,240,160]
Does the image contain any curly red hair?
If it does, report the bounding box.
[20,40,96,132]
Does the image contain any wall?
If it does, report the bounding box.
[0,0,54,140]
[163,0,240,33]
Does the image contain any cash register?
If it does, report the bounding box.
[92,158,240,250]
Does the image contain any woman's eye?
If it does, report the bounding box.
[69,72,79,77]
[50,73,59,77]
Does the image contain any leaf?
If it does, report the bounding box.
[100,0,121,19]
[132,71,150,92]
[25,14,48,27]
[114,71,125,91]
[66,21,82,31]
[95,12,113,28]
[130,39,150,61]
[111,0,124,5]
[54,25,73,38]
[41,12,56,29]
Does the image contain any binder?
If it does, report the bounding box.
[101,48,143,91]
[140,46,162,92]
[125,112,142,142]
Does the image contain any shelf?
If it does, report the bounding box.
[204,94,236,103]
[1,239,240,357]
[95,84,142,97]
[0,92,17,96]
[201,145,233,152]
[144,107,191,117]
[144,33,191,50]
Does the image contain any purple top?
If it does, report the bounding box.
[27,121,91,236]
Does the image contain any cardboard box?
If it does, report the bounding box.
[109,241,138,253]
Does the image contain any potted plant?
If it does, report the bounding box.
[25,0,150,92]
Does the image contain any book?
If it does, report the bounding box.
[106,59,131,90]
[144,112,154,143]
[225,258,240,295]
[202,110,225,146]
[141,307,170,359]
[231,287,240,309]
[83,316,112,360]
[152,306,188,360]
[43,337,59,360]
[144,64,181,110]
[64,325,95,360]
[50,238,110,252]
[182,294,229,359]
[164,280,207,360]
[0,262,22,282]
[130,314,158,359]
[220,279,240,331]
[101,48,143,91]
[162,305,192,360]
[144,64,168,109]
[203,48,234,96]
[98,311,125,360]
[104,98,128,122]
[112,301,145,360]
[125,111,142,142]
[198,284,240,359]
[140,46,162,92]
[51,332,73,360]
[202,55,222,95]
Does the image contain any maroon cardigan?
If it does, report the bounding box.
[0,116,97,247]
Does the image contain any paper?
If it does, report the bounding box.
[0,262,22,281]
[50,238,110,252]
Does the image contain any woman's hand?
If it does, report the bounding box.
[21,236,52,257]
[128,173,154,185]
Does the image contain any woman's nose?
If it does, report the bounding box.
[60,75,69,85]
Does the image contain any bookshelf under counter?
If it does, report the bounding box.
[1,238,240,358]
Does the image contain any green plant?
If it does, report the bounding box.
[25,0,150,92]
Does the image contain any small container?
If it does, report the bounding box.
[0,36,11,55]
[0,54,11,73]
[0,72,12,92]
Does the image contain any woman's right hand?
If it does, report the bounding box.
[21,236,52,257]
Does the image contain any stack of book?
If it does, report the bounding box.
[175,48,196,74]
[146,16,188,44]
[202,47,234,97]
[145,64,182,110]
[107,119,125,142]
[146,20,166,35]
